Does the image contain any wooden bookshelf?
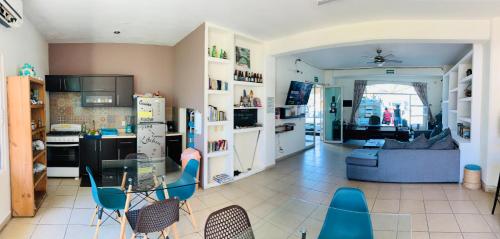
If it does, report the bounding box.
[6,76,47,217]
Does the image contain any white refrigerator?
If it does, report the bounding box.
[135,97,166,159]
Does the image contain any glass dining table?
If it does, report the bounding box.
[99,157,196,239]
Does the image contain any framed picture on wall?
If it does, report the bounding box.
[235,46,251,70]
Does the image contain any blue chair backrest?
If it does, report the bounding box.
[318,207,373,239]
[86,166,103,207]
[156,159,199,201]
[184,159,199,178]
[330,187,369,213]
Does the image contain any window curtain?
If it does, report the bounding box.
[350,80,368,124]
[412,82,434,124]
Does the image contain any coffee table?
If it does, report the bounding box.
[363,139,385,148]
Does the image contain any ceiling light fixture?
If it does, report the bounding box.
[113,30,121,35]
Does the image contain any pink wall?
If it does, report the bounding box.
[49,43,175,109]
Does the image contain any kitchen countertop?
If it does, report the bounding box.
[79,132,183,139]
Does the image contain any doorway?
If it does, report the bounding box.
[305,84,323,147]
[323,86,343,143]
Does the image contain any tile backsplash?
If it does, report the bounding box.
[49,92,133,129]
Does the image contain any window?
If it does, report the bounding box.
[357,83,427,129]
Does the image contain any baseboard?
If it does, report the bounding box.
[276,146,313,161]
[0,212,11,232]
[482,179,497,192]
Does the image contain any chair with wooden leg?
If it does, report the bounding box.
[156,159,199,230]
[86,166,127,239]
[126,198,180,239]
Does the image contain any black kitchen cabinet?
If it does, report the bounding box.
[116,76,134,107]
[81,76,116,92]
[81,91,116,107]
[80,138,99,176]
[117,138,136,159]
[166,135,182,165]
[45,75,81,92]
[99,138,117,160]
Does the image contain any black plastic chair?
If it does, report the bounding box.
[126,198,180,239]
[492,173,500,214]
[368,115,380,125]
[204,205,255,239]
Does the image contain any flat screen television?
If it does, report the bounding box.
[285,81,313,105]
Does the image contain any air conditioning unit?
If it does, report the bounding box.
[0,0,22,28]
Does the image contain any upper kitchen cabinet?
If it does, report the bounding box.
[45,75,81,92]
[116,76,134,107]
[81,76,116,92]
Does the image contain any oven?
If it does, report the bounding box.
[47,142,80,177]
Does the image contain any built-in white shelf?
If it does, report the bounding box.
[207,150,231,158]
[458,117,471,123]
[208,90,229,95]
[460,75,473,84]
[458,97,472,102]
[442,100,449,104]
[450,88,458,93]
[233,81,264,87]
[449,110,457,113]
[207,121,230,126]
[234,127,263,134]
[208,57,231,64]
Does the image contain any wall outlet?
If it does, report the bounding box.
[121,121,126,127]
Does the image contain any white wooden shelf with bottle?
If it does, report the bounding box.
[233,81,264,87]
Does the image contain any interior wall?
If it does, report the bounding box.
[48,43,175,120]
[325,68,443,124]
[275,56,323,159]
[0,19,49,228]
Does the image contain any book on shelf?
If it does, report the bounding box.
[209,78,229,91]
[212,173,232,184]
[208,105,227,121]
[208,139,228,153]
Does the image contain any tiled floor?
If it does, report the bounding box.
[1,142,500,239]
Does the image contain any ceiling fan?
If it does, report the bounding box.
[363,49,403,67]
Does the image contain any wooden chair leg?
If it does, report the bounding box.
[93,208,103,239]
[185,201,198,230]
[120,184,133,239]
[89,206,98,226]
[130,233,136,239]
[171,223,179,239]
[163,227,170,239]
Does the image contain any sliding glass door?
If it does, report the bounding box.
[323,86,343,143]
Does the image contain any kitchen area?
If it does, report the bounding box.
[44,74,184,186]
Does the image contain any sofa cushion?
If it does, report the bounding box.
[428,128,451,145]
[407,134,431,149]
[346,149,378,167]
[429,134,455,150]
[382,139,407,149]
[430,127,442,138]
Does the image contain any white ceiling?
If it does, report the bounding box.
[23,0,500,46]
[293,43,472,69]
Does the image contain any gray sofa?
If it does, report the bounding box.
[346,148,460,183]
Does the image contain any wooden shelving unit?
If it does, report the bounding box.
[6,76,47,217]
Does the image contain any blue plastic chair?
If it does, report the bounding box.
[318,187,373,239]
[156,159,199,229]
[86,166,127,238]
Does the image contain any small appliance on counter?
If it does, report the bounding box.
[47,124,82,178]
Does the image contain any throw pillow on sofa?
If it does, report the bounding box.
[407,134,431,149]
[382,139,407,149]
[429,134,455,150]
[430,127,442,138]
[428,128,451,145]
